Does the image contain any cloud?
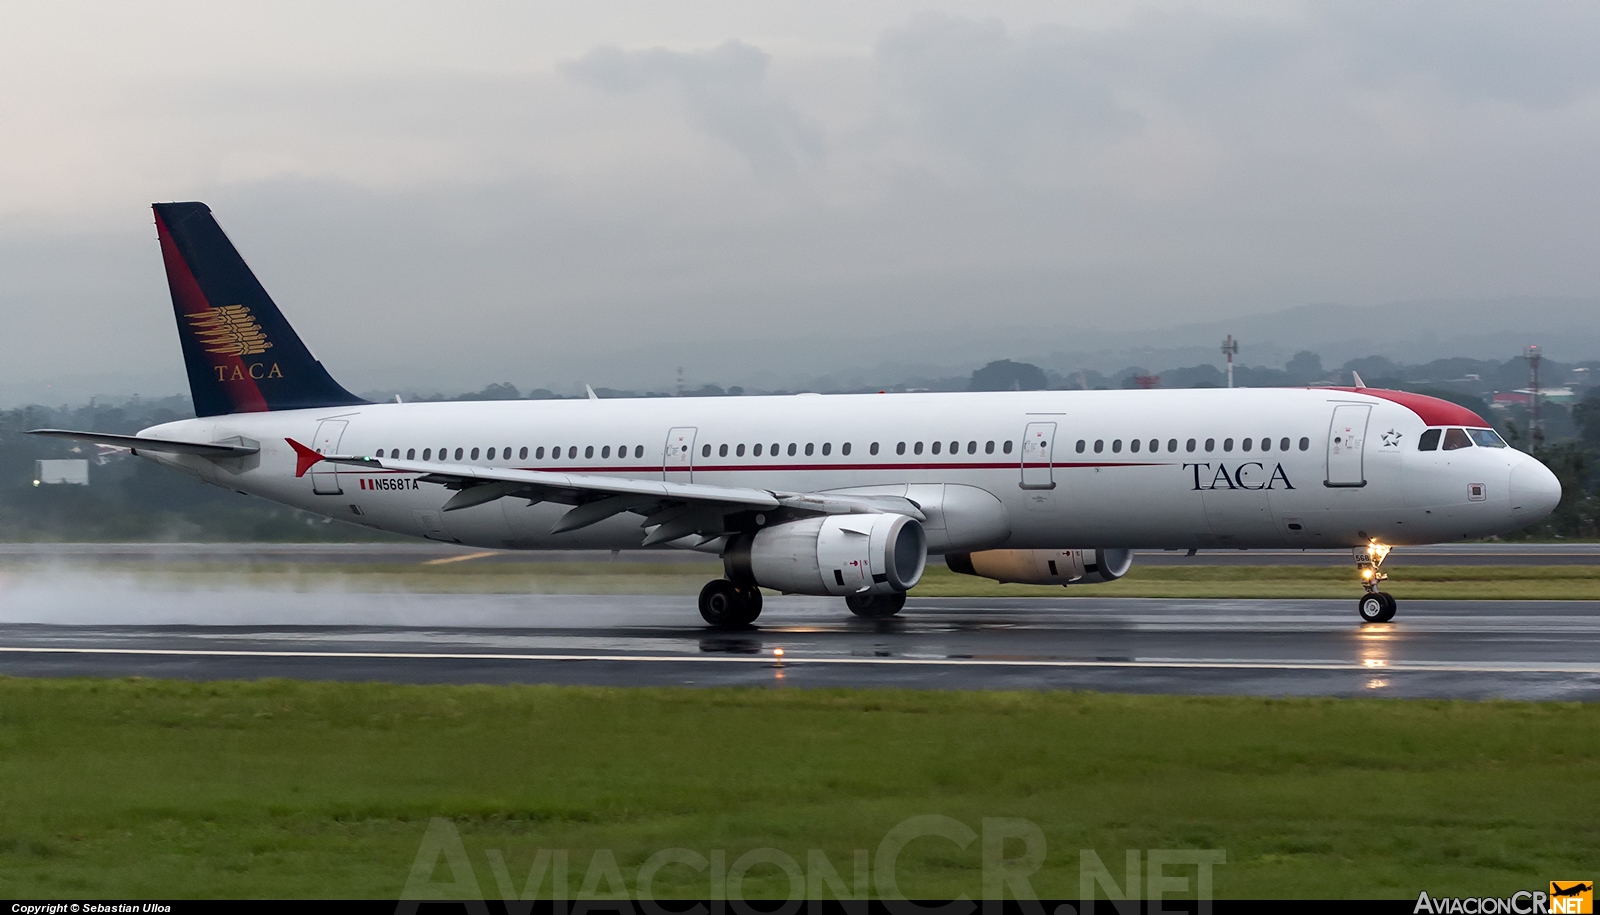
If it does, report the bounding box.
[873,15,1141,171]
[3,4,1600,402]
[564,41,823,176]
[1318,0,1600,109]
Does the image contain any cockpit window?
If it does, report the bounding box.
[1442,428,1473,450]
[1418,429,1441,451]
[1467,428,1507,448]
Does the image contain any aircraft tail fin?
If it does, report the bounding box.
[152,202,367,417]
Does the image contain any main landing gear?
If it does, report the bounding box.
[698,579,763,627]
[1356,541,1397,623]
[697,581,909,627]
[845,591,906,619]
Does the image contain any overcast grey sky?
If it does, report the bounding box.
[2,1,1598,401]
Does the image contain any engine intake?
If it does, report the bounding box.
[945,548,1132,586]
[726,514,927,596]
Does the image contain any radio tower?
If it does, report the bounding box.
[1221,335,1239,388]
[1524,345,1544,445]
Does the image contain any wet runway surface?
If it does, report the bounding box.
[0,585,1596,700]
[3,541,1597,566]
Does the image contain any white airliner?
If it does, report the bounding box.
[33,203,1562,626]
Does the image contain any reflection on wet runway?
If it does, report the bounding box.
[1,571,1597,699]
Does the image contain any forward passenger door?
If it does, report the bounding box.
[1326,405,1371,487]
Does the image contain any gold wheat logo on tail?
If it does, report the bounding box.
[187,304,272,357]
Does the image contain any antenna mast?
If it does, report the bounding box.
[1221,335,1239,388]
[1524,345,1544,445]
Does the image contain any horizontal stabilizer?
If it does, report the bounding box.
[28,429,258,457]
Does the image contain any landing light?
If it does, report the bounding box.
[1366,540,1392,565]
[773,647,785,658]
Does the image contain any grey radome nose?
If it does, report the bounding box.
[1509,457,1561,519]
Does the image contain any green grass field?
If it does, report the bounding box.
[0,679,1594,900]
[22,559,1600,600]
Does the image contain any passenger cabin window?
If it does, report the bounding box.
[1129,439,1140,453]
[702,444,711,457]
[870,442,879,455]
[1222,439,1233,452]
[422,448,432,460]
[1241,438,1252,452]
[1298,437,1310,451]
[967,441,976,454]
[1442,428,1473,450]
[568,446,577,459]
[737,444,746,456]
[1468,429,1508,448]
[1418,429,1441,451]
[455,448,465,460]
[896,442,906,455]
[535,447,545,459]
[1003,441,1013,454]
[822,443,831,456]
[841,442,850,456]
[1168,439,1178,452]
[932,441,941,455]
[1260,438,1271,451]
[585,446,594,459]
[1094,440,1104,453]
[718,444,728,457]
[949,441,959,453]
[1148,439,1158,452]
[1186,439,1196,452]
[1204,439,1215,452]
[754,443,763,456]
[914,442,924,455]
[603,446,612,458]
[985,441,995,454]
[519,447,528,460]
[806,443,815,456]
[1279,437,1290,451]
[635,445,644,458]
[1076,440,1086,453]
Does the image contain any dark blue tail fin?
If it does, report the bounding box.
[153,202,367,417]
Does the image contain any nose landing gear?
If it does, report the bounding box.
[1356,542,1396,623]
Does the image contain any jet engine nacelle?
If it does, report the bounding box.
[944,548,1133,586]
[725,514,927,596]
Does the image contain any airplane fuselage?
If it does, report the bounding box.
[138,386,1557,553]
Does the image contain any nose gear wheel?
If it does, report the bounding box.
[1355,542,1397,623]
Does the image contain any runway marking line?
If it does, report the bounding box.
[421,551,499,566]
[0,645,1597,675]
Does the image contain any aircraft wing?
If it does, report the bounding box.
[302,442,923,546]
[28,429,260,457]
